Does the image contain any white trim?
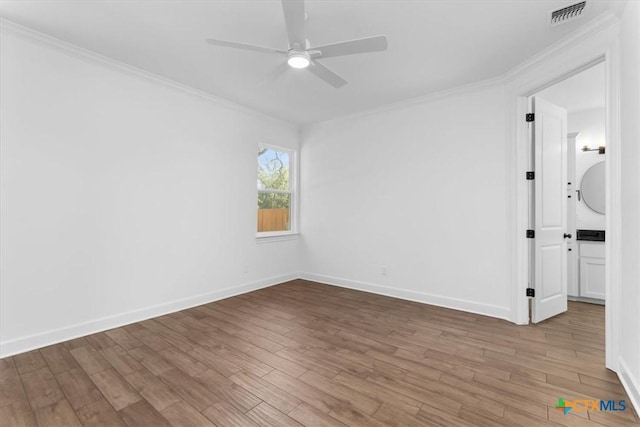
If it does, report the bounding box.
[0,19,296,129]
[256,233,300,243]
[604,39,622,372]
[305,75,503,132]
[300,273,512,321]
[503,11,618,82]
[618,358,640,417]
[0,273,298,358]
[258,142,296,153]
[508,17,622,369]
[508,92,532,325]
[258,189,291,195]
[567,296,604,305]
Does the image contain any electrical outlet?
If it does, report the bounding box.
[381,266,387,276]
[243,264,249,274]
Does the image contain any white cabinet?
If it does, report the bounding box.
[578,242,605,300]
[567,242,578,296]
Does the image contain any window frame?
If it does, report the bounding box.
[256,143,298,240]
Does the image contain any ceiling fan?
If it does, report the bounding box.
[205,0,388,88]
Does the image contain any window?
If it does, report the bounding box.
[257,145,295,236]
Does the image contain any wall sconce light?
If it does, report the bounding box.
[582,145,606,154]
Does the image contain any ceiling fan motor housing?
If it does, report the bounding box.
[287,50,311,69]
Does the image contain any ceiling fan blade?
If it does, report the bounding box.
[206,38,287,55]
[308,60,347,88]
[281,0,306,49]
[312,35,388,59]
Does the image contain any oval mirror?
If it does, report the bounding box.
[581,161,605,214]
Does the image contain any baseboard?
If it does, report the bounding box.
[299,272,511,321]
[568,296,605,305]
[0,272,298,358]
[618,358,640,416]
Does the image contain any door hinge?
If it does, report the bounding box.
[526,113,535,122]
[526,171,535,180]
[526,229,535,238]
[526,288,535,297]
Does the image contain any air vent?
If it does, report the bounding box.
[549,1,587,26]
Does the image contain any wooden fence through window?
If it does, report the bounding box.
[257,208,289,232]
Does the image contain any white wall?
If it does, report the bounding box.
[570,108,606,230]
[618,0,640,412]
[300,85,512,320]
[0,26,300,357]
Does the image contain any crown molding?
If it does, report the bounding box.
[304,10,620,131]
[303,74,504,131]
[0,18,297,130]
[502,10,620,82]
[0,8,622,131]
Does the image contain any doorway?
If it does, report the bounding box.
[512,49,621,372]
[530,62,607,323]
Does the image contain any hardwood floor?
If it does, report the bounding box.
[1,279,638,426]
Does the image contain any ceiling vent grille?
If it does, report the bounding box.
[549,1,587,26]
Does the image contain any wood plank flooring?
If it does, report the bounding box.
[1,279,638,426]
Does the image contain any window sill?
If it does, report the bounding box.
[256,233,300,244]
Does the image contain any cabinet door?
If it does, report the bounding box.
[579,257,605,300]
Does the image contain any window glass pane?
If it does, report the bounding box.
[258,147,290,191]
[257,193,290,232]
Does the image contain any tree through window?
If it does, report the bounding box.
[257,146,293,234]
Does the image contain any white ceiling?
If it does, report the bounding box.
[0,1,624,124]
[536,62,605,113]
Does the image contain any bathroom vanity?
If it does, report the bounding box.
[567,134,606,304]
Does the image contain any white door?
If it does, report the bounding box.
[531,97,568,323]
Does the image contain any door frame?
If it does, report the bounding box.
[508,17,621,371]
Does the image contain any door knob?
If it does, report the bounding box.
[564,233,572,239]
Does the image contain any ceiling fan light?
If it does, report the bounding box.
[287,53,310,69]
